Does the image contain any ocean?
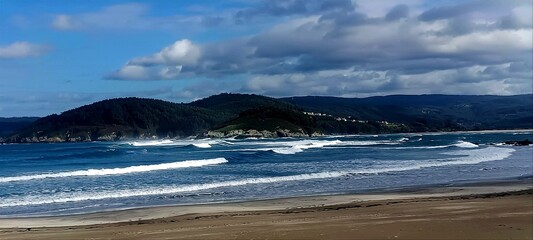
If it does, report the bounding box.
[0,130,532,217]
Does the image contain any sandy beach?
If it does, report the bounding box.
[1,179,532,239]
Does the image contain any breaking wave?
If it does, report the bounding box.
[454,141,478,148]
[232,139,401,154]
[127,139,228,148]
[0,147,514,207]
[0,158,228,183]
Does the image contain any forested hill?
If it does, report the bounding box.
[189,93,297,114]
[3,94,305,142]
[282,94,533,131]
[5,98,224,142]
[2,93,532,143]
[0,117,39,137]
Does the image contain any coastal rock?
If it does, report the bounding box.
[45,137,65,143]
[310,132,325,137]
[97,132,119,141]
[207,128,313,138]
[503,139,533,146]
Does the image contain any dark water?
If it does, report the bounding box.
[0,131,531,217]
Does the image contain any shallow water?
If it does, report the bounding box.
[0,131,531,217]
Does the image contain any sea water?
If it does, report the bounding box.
[0,131,531,217]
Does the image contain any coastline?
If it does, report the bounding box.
[1,177,531,229]
[1,178,531,240]
[2,128,532,144]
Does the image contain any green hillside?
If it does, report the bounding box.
[8,98,223,142]
[209,106,320,137]
[0,117,39,137]
[282,95,533,131]
[3,93,532,143]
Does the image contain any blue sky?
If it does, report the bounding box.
[1,0,532,117]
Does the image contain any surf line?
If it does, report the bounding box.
[0,158,228,183]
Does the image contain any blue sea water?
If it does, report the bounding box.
[0,131,532,217]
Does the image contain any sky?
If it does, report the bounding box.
[0,0,532,117]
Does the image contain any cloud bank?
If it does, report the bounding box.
[106,0,532,97]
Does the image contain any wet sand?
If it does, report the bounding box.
[1,180,532,239]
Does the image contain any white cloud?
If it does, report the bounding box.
[159,66,183,79]
[430,29,532,54]
[109,65,151,80]
[0,42,49,59]
[105,0,532,97]
[52,15,76,30]
[129,40,201,66]
[242,63,533,97]
[49,3,225,31]
[51,3,150,31]
[108,39,199,80]
[356,0,424,18]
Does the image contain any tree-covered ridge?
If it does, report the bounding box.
[211,106,319,135]
[282,94,533,131]
[10,98,225,142]
[190,93,298,114]
[2,93,532,143]
[0,117,39,136]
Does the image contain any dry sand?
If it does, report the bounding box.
[1,180,532,239]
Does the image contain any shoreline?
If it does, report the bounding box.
[2,128,532,144]
[1,177,531,229]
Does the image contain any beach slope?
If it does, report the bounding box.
[1,181,531,240]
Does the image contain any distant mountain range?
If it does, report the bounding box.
[1,93,532,143]
[0,117,39,137]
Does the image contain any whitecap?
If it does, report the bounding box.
[454,140,478,148]
[0,158,227,183]
[0,147,515,208]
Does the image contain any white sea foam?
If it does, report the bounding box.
[272,147,304,154]
[0,147,515,208]
[270,140,342,154]
[235,139,334,147]
[129,139,227,148]
[0,171,348,207]
[338,140,399,146]
[235,139,399,154]
[385,145,451,150]
[0,158,227,183]
[129,139,175,146]
[454,141,478,148]
[192,143,212,148]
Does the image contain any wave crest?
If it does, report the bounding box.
[0,158,227,183]
[128,139,227,148]
[0,147,515,207]
[454,141,478,148]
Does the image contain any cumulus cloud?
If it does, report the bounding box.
[385,4,410,21]
[129,40,201,66]
[108,40,202,80]
[0,42,49,59]
[108,65,151,80]
[500,6,533,29]
[107,0,532,97]
[234,0,351,22]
